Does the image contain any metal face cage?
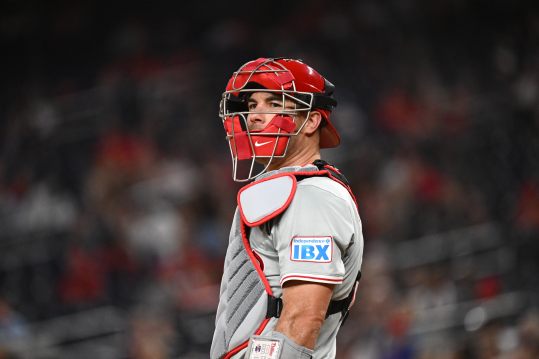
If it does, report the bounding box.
[220,59,316,182]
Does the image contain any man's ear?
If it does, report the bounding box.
[302,111,323,135]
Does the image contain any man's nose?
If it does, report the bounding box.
[248,109,265,124]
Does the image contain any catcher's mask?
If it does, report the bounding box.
[220,57,338,182]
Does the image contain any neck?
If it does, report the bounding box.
[267,141,320,171]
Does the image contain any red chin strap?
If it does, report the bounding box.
[224,115,297,160]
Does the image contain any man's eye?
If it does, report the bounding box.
[248,103,257,110]
[270,102,283,108]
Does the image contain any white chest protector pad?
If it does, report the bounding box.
[238,174,297,227]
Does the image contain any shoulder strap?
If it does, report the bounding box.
[312,159,359,209]
[312,159,351,186]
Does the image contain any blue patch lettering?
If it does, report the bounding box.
[315,245,330,260]
[290,237,333,262]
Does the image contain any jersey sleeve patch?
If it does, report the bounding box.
[289,236,333,263]
[238,174,297,227]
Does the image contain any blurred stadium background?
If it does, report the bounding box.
[1,0,539,358]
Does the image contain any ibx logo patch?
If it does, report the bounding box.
[290,236,333,263]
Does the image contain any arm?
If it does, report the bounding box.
[275,280,334,349]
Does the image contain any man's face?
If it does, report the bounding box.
[246,92,299,131]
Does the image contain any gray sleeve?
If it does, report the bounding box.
[272,183,355,287]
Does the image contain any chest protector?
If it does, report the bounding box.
[211,161,361,359]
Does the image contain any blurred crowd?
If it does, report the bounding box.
[1,0,538,358]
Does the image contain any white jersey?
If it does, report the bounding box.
[212,164,364,359]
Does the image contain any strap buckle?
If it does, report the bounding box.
[266,294,283,319]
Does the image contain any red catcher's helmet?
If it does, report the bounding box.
[220,58,339,182]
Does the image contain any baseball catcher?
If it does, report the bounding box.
[211,58,364,359]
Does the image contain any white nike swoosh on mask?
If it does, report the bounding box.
[254,140,273,147]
